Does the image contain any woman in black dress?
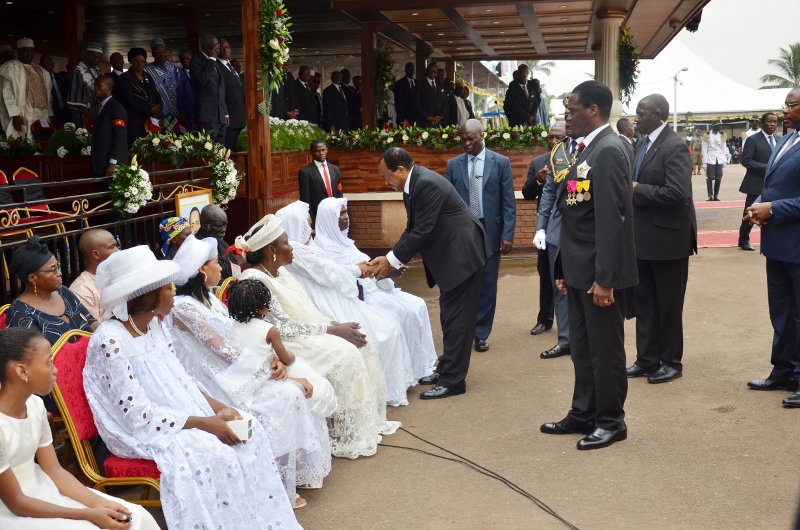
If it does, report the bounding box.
[112,47,162,148]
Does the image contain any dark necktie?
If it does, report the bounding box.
[768,135,775,151]
[50,73,64,109]
[227,62,241,86]
[633,137,651,182]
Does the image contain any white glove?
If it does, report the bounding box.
[533,230,547,250]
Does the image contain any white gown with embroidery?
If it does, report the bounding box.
[83,319,301,530]
[0,395,160,530]
[240,267,400,459]
[169,295,332,497]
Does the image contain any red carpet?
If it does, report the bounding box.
[694,200,745,210]
[697,230,760,248]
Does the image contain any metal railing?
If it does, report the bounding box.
[1,166,211,305]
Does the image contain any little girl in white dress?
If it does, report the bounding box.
[0,327,159,530]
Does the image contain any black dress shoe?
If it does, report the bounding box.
[418,372,440,386]
[577,424,627,450]
[739,242,756,251]
[530,323,551,335]
[747,378,799,391]
[420,384,466,400]
[540,419,594,435]
[647,365,682,384]
[626,364,659,378]
[706,196,714,201]
[474,339,489,352]
[783,391,800,408]
[540,344,569,359]
[713,196,721,201]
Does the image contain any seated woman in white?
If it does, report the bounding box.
[275,201,415,406]
[83,246,301,530]
[315,197,437,381]
[169,235,331,506]
[0,326,160,530]
[236,214,399,459]
[226,278,337,418]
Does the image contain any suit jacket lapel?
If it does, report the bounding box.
[767,133,799,177]
[637,126,670,175]
[482,150,494,190]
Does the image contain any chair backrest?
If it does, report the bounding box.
[12,167,47,210]
[0,304,8,330]
[51,330,98,441]
[216,276,235,306]
[0,170,8,185]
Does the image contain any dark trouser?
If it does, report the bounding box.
[634,257,690,372]
[766,258,800,379]
[536,247,554,328]
[437,266,485,388]
[707,163,723,199]
[196,122,227,144]
[475,250,501,340]
[225,126,243,152]
[565,286,630,430]
[739,194,759,243]
[548,243,570,348]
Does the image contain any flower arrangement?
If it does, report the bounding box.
[0,135,38,160]
[619,26,640,106]
[326,123,548,153]
[237,117,326,153]
[210,149,244,207]
[130,130,225,168]
[43,123,91,157]
[374,39,395,120]
[110,155,153,215]
[257,0,292,114]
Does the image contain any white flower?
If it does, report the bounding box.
[402,134,409,142]
[269,39,281,51]
[56,146,68,158]
[0,142,9,149]
[204,142,213,150]
[502,132,511,140]
[80,146,91,155]
[151,137,161,146]
[421,131,429,140]
[442,134,448,139]
[386,137,394,144]
[541,131,548,138]
[174,140,182,148]
[63,122,76,131]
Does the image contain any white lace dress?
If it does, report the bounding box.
[83,319,301,530]
[169,295,331,497]
[281,246,417,406]
[0,395,160,530]
[240,267,400,459]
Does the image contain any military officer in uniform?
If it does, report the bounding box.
[702,122,727,201]
[690,129,703,175]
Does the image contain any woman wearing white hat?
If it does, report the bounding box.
[237,214,399,459]
[83,246,301,530]
[169,235,332,507]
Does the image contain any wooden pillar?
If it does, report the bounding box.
[360,21,386,130]
[242,0,270,219]
[61,1,86,61]
[445,60,455,81]
[415,51,429,82]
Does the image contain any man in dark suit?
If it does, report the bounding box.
[293,65,318,125]
[90,75,128,179]
[461,86,475,120]
[625,94,696,384]
[522,121,567,345]
[744,87,800,407]
[322,70,349,133]
[413,63,447,128]
[189,34,228,144]
[39,55,71,125]
[341,70,361,131]
[311,73,324,126]
[738,112,778,251]
[393,62,415,125]
[298,140,343,225]
[371,147,491,399]
[270,62,299,120]
[444,119,515,352]
[504,70,535,127]
[542,80,637,450]
[217,38,245,151]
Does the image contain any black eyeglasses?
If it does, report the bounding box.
[783,102,799,111]
[35,264,61,275]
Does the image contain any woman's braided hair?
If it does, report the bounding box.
[227,279,272,324]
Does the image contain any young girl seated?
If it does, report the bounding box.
[227,279,338,419]
[0,327,160,530]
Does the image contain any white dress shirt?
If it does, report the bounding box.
[580,123,610,148]
[642,121,669,152]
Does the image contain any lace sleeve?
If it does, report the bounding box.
[172,301,243,364]
[287,245,361,298]
[266,295,328,338]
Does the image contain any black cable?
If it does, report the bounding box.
[377,427,580,530]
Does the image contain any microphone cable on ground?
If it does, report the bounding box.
[378,427,580,530]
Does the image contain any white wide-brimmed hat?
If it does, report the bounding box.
[172,235,217,285]
[97,246,182,320]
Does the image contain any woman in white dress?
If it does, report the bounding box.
[315,197,437,381]
[235,214,399,459]
[169,235,331,507]
[275,201,416,406]
[83,246,301,530]
[0,326,160,530]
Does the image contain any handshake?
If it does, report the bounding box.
[358,256,407,280]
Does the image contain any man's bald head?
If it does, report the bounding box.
[460,119,484,156]
[461,118,483,136]
[78,229,118,271]
[200,204,228,240]
[549,121,567,149]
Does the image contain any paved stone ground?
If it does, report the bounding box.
[124,162,800,529]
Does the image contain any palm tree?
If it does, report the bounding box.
[760,43,800,90]
[520,60,555,77]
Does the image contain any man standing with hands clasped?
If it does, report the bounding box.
[744,87,800,408]
[738,112,778,251]
[370,147,491,399]
[542,80,637,450]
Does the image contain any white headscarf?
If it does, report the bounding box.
[275,201,313,246]
[234,214,285,255]
[314,197,371,264]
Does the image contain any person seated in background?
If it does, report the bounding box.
[84,246,302,530]
[159,216,190,259]
[0,327,161,530]
[194,204,236,280]
[314,197,437,383]
[169,235,331,508]
[70,229,119,322]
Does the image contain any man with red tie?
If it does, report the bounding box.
[298,139,344,226]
